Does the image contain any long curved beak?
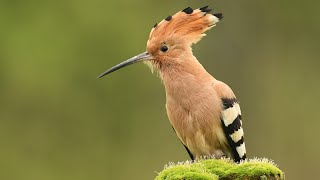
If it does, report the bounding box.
[98,52,153,78]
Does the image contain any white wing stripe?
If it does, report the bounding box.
[236,142,246,158]
[234,103,241,115]
[230,127,244,143]
[222,106,238,126]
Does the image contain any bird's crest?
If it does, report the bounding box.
[148,6,223,46]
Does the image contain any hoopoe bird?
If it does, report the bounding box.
[98,6,246,162]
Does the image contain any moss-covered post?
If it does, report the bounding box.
[155,158,284,180]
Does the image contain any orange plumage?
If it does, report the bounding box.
[148,7,221,46]
[99,6,246,162]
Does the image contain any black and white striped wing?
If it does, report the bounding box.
[221,98,246,162]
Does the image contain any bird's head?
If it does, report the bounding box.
[98,6,222,78]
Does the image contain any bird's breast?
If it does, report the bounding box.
[165,81,225,157]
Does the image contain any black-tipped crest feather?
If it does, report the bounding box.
[200,6,212,13]
[213,13,223,20]
[153,23,158,28]
[165,15,172,21]
[182,7,193,14]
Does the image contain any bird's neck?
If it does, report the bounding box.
[160,56,215,102]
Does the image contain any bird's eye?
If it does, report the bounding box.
[160,45,169,53]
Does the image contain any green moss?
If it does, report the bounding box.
[155,158,284,180]
[156,162,218,180]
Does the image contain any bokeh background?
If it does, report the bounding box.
[1,0,319,179]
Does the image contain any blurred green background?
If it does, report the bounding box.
[0,0,319,179]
